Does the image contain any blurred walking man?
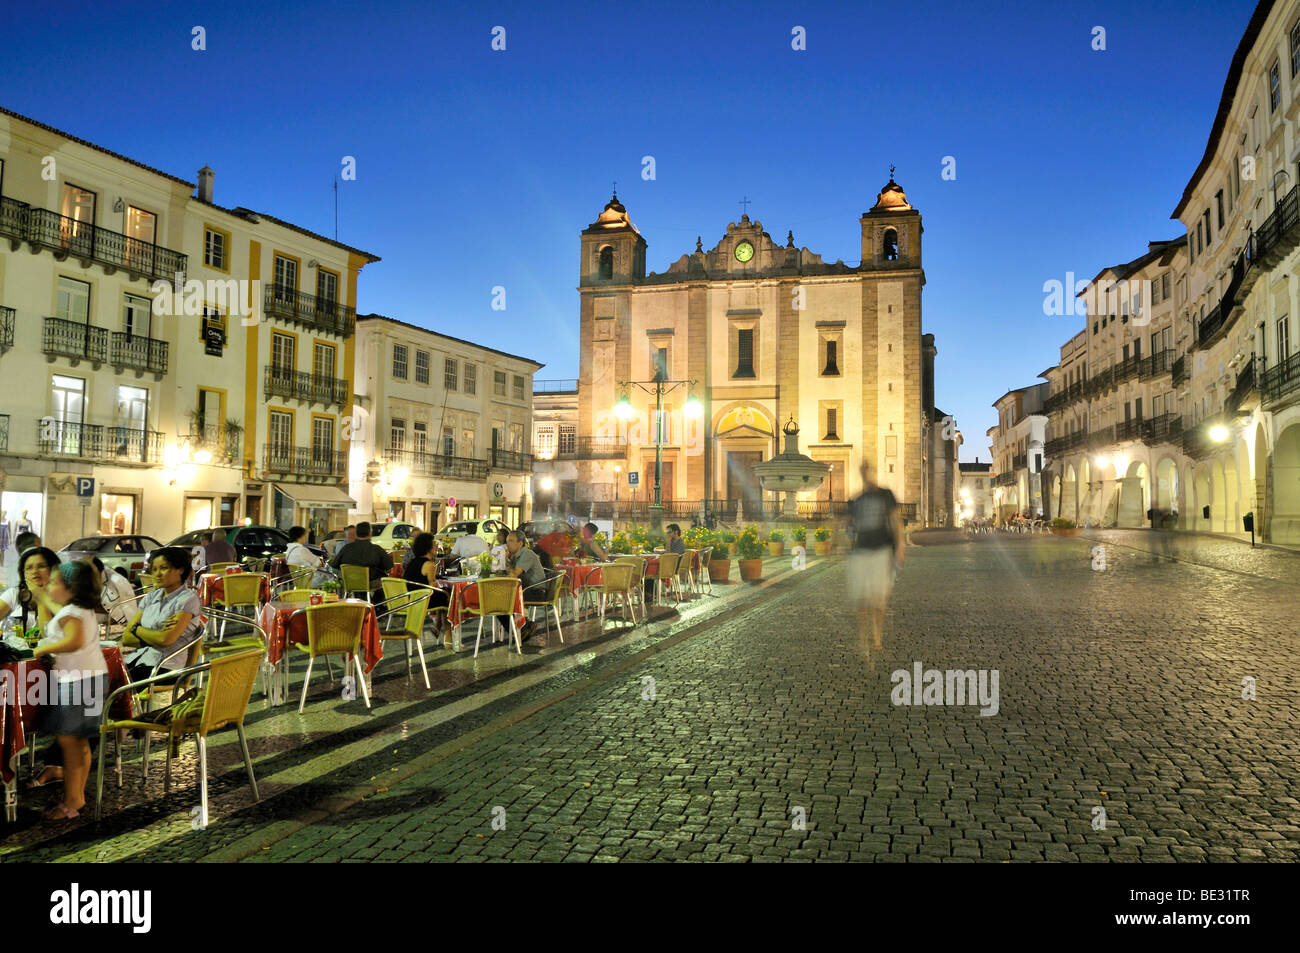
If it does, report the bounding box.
[846,462,905,657]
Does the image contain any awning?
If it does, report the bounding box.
[272,483,356,510]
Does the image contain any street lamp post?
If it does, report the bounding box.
[614,370,702,531]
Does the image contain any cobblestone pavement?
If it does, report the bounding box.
[238,533,1298,862]
[11,533,1300,862]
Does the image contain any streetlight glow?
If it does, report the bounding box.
[1209,424,1229,442]
[684,393,703,418]
[614,392,634,420]
[540,476,555,491]
[1095,455,1110,469]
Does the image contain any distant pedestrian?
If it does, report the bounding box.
[846,463,904,657]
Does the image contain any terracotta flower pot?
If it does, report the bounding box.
[1050,527,1077,536]
[814,540,832,555]
[738,558,764,582]
[708,558,731,583]
[767,541,784,557]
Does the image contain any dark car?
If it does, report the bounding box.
[167,525,325,562]
[517,519,577,560]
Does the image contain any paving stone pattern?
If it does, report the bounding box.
[239,533,1300,862]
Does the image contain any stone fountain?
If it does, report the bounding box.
[751,418,831,518]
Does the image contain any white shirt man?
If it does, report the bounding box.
[451,533,489,562]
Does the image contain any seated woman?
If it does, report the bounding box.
[285,524,331,588]
[122,547,205,683]
[1,546,62,634]
[402,532,451,631]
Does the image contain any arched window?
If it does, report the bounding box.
[598,246,614,279]
[882,229,898,261]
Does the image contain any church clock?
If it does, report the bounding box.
[734,240,754,262]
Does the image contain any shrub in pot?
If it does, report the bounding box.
[767,528,785,556]
[707,531,732,583]
[736,527,765,581]
[813,526,832,555]
[1049,517,1077,536]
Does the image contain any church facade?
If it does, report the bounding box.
[574,175,945,524]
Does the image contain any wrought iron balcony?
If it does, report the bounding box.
[1115,417,1142,442]
[1251,181,1300,270]
[262,444,346,479]
[1045,430,1087,457]
[43,316,108,365]
[1181,417,1229,460]
[1140,414,1182,446]
[263,285,355,337]
[1012,452,1027,470]
[1262,350,1300,406]
[489,448,533,472]
[111,332,168,376]
[534,379,578,393]
[0,413,8,452]
[1225,356,1261,415]
[994,472,1016,487]
[262,366,349,406]
[1112,353,1143,386]
[37,419,164,463]
[1086,425,1115,449]
[0,306,13,351]
[383,447,490,481]
[189,424,242,462]
[0,196,29,243]
[1171,355,1186,387]
[23,207,185,281]
[1142,349,1174,378]
[547,435,628,460]
[1198,303,1225,345]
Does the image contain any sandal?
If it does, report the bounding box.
[43,803,79,821]
[27,765,63,789]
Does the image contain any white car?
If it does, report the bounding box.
[58,535,164,583]
[370,521,422,552]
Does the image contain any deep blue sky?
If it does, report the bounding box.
[2,0,1256,459]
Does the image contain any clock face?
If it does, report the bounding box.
[734,241,754,263]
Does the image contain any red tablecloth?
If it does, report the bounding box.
[1,645,131,787]
[563,564,605,595]
[258,600,382,673]
[442,580,525,629]
[200,573,272,607]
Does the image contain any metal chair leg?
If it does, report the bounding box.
[354,655,372,709]
[95,736,107,821]
[415,639,430,690]
[553,605,564,643]
[474,615,484,658]
[196,735,209,829]
[298,657,316,714]
[236,723,259,800]
[164,734,173,795]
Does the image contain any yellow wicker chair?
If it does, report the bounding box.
[378,588,434,688]
[677,549,698,595]
[380,577,409,630]
[208,561,239,573]
[295,602,370,713]
[215,572,267,638]
[524,569,567,643]
[598,562,638,627]
[276,565,315,593]
[653,552,682,605]
[340,564,373,602]
[463,577,522,657]
[695,546,714,595]
[137,572,157,591]
[614,556,647,622]
[278,588,317,603]
[97,647,264,827]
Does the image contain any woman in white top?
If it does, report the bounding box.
[30,560,109,821]
[91,557,137,627]
[286,525,330,588]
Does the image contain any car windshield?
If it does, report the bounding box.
[170,531,204,546]
[66,537,112,552]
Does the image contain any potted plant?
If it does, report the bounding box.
[1049,517,1077,536]
[319,580,341,602]
[719,530,737,557]
[767,528,786,556]
[736,526,765,581]
[791,526,807,545]
[608,531,632,555]
[476,552,494,577]
[813,526,832,556]
[707,531,732,583]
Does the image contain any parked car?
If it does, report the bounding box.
[57,535,164,583]
[516,519,578,559]
[434,518,510,550]
[167,526,325,563]
[370,521,421,552]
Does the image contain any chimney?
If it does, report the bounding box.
[197,165,215,203]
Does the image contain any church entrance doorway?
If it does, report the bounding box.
[726,451,764,519]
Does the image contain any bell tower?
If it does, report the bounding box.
[579,191,646,285]
[860,168,922,270]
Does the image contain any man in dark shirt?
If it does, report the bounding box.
[203,528,239,566]
[846,463,904,659]
[505,531,548,642]
[666,524,686,555]
[330,521,393,599]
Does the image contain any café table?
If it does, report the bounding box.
[1,644,131,821]
[199,572,272,608]
[257,598,382,706]
[435,576,526,651]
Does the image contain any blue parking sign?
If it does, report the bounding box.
[76,477,96,499]
[628,471,639,486]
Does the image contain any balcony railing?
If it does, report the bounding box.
[1142,349,1174,378]
[489,448,532,472]
[1198,303,1225,345]
[1171,355,1186,387]
[1086,425,1115,449]
[24,207,185,281]
[1181,418,1224,460]
[1252,180,1300,270]
[189,424,242,462]
[1116,417,1142,442]
[262,366,350,406]
[37,419,164,463]
[42,316,108,365]
[0,306,13,351]
[0,413,8,452]
[0,196,30,243]
[548,435,628,459]
[111,331,169,375]
[1262,350,1300,406]
[534,379,578,393]
[262,444,346,479]
[384,447,491,481]
[1225,356,1261,415]
[1141,414,1182,446]
[1012,452,1027,470]
[1045,430,1087,457]
[263,285,355,337]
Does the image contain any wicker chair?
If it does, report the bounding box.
[696,546,714,595]
[275,565,315,593]
[208,562,239,573]
[614,556,647,622]
[278,588,316,603]
[652,552,682,606]
[598,562,637,628]
[96,647,264,826]
[295,602,371,713]
[340,564,373,602]
[524,569,567,642]
[463,577,522,657]
[380,577,409,630]
[677,549,698,596]
[215,573,267,638]
[377,588,434,688]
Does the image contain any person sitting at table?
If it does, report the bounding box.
[326,524,356,560]
[450,530,489,564]
[92,557,137,628]
[402,532,451,627]
[489,528,509,572]
[577,523,608,562]
[122,547,204,683]
[14,531,41,555]
[286,525,330,588]
[29,560,109,821]
[203,528,238,567]
[190,533,211,581]
[504,531,548,643]
[329,521,393,600]
[1,546,61,633]
[666,523,687,556]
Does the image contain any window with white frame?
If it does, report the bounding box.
[1270,60,1282,111]
[535,427,555,456]
[393,343,408,379]
[1278,315,1290,363]
[445,357,458,391]
[413,421,428,454]
[512,375,525,401]
[415,350,430,385]
[464,363,477,395]
[391,418,406,451]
